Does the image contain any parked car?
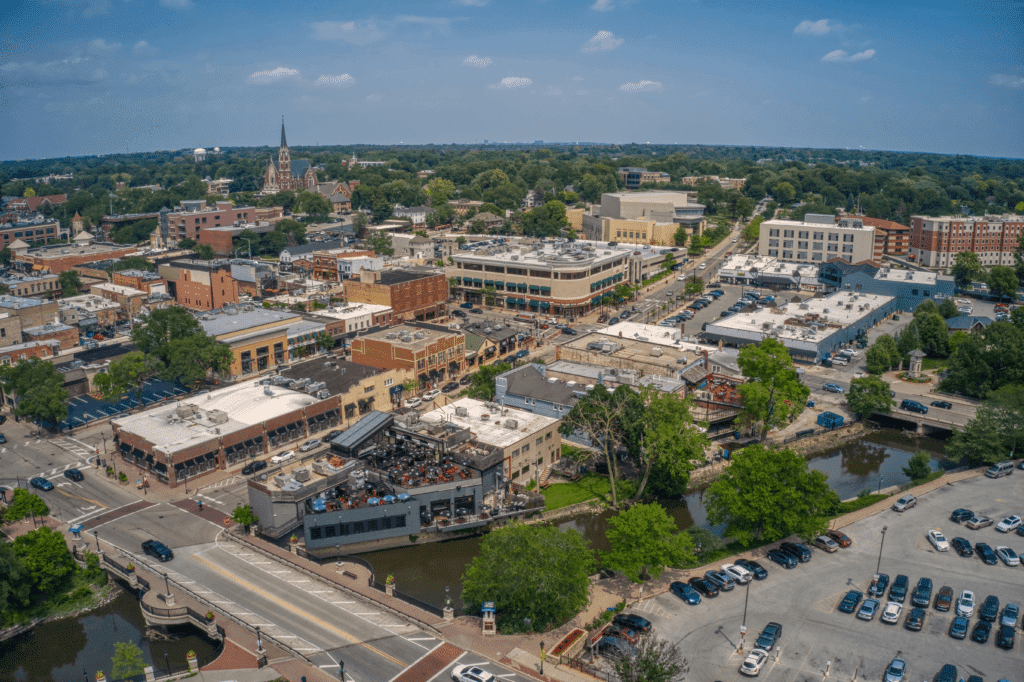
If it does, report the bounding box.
[889,574,909,602]
[975,542,999,565]
[881,601,903,624]
[933,665,958,682]
[687,576,719,597]
[994,545,1020,566]
[766,549,797,568]
[269,450,295,465]
[596,637,635,660]
[469,308,483,314]
[63,468,84,482]
[738,649,769,676]
[779,542,811,562]
[704,569,736,591]
[911,578,933,607]
[459,375,472,385]
[423,389,441,401]
[562,327,577,335]
[935,586,954,612]
[242,460,267,475]
[141,539,174,562]
[949,615,969,639]
[995,515,1022,532]
[957,590,976,617]
[822,383,844,393]
[930,400,953,409]
[29,477,53,491]
[721,563,753,584]
[321,429,343,443]
[951,537,973,557]
[904,607,926,631]
[965,515,993,529]
[883,657,907,682]
[951,508,974,523]
[892,495,917,512]
[857,598,881,621]
[442,381,460,393]
[459,302,474,309]
[995,624,1016,650]
[1000,603,1020,628]
[669,581,701,605]
[868,573,890,597]
[612,613,651,633]
[734,558,768,580]
[0,434,6,444]
[980,595,1000,622]
[754,622,782,649]
[451,310,467,318]
[972,620,992,643]
[927,530,950,552]
[298,439,320,453]
[826,530,852,547]
[813,535,839,552]
[838,590,864,613]
[452,665,495,682]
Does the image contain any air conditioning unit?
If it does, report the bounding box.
[650,348,663,357]
[504,419,519,429]
[455,406,469,417]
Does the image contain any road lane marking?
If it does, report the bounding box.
[406,638,435,642]
[192,553,408,668]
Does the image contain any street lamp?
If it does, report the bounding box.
[164,651,169,676]
[877,473,884,495]
[256,625,263,653]
[93,530,100,553]
[739,579,751,652]
[540,640,546,675]
[876,525,888,575]
[163,572,171,598]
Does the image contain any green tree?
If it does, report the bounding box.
[742,215,763,241]
[896,320,922,365]
[482,285,497,306]
[424,177,456,207]
[951,251,980,289]
[672,225,689,248]
[661,252,676,271]
[0,542,32,625]
[192,243,215,260]
[945,405,1006,466]
[111,641,146,680]
[610,636,688,682]
[684,276,704,296]
[466,362,511,401]
[315,331,335,352]
[937,297,960,319]
[365,230,394,256]
[735,338,810,443]
[12,526,76,595]
[0,247,10,266]
[705,444,840,544]
[603,503,696,582]
[176,237,197,250]
[95,351,162,408]
[295,191,331,217]
[0,357,69,430]
[57,270,83,296]
[559,385,636,508]
[352,211,368,237]
[846,375,895,420]
[865,334,901,374]
[130,307,231,384]
[902,451,932,481]
[634,390,706,499]
[916,312,949,357]
[23,187,35,197]
[426,203,455,228]
[231,504,259,530]
[772,181,796,205]
[461,523,595,634]
[987,264,1019,300]
[3,488,50,522]
[987,383,1024,455]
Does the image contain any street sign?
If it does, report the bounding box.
[739,625,747,635]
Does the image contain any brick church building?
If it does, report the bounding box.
[262,120,317,194]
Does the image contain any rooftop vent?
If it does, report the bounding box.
[504,419,519,429]
[455,406,469,417]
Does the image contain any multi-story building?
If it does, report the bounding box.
[581,191,704,246]
[0,340,58,367]
[717,254,822,291]
[452,241,628,318]
[818,260,956,312]
[908,214,1024,268]
[0,294,60,329]
[495,363,579,420]
[10,232,138,273]
[314,303,393,335]
[448,199,485,216]
[90,282,148,318]
[22,322,77,350]
[345,269,448,322]
[759,215,875,265]
[147,201,257,248]
[392,206,430,226]
[846,215,912,259]
[390,234,433,260]
[229,259,275,296]
[350,322,465,385]
[5,194,67,213]
[0,272,60,298]
[279,240,344,271]
[112,269,167,296]
[0,313,22,348]
[204,177,233,197]
[678,175,747,191]
[158,259,239,311]
[617,167,672,189]
[98,212,160,241]
[59,294,121,328]
[0,220,61,247]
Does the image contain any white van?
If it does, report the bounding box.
[985,461,1014,478]
[831,355,849,366]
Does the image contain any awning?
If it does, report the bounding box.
[506,281,517,288]
[174,463,185,470]
[528,285,540,291]
[244,439,254,448]
[528,300,538,307]
[132,448,144,459]
[345,402,356,411]
[145,454,155,463]
[154,462,167,473]
[120,442,131,453]
[517,298,526,305]
[473,278,482,284]
[517,284,527,290]
[254,436,264,444]
[448,361,460,368]
[506,296,517,304]
[204,452,216,461]
[316,413,327,422]
[358,399,368,408]
[540,286,551,293]
[484,280,494,285]
[540,301,551,309]
[418,373,429,382]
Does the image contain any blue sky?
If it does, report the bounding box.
[2,0,1022,160]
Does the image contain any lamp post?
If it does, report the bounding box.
[163,572,171,598]
[876,525,888,575]
[877,473,884,495]
[739,579,751,652]
[93,530,100,553]
[256,625,263,653]
[164,651,169,676]
[540,640,545,675]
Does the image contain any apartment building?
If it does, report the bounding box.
[908,214,1024,268]
[345,269,448,322]
[759,215,875,265]
[158,259,240,311]
[150,200,257,248]
[617,167,671,190]
[350,322,465,385]
[0,220,61,247]
[0,272,60,298]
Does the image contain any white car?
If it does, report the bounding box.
[269,450,295,465]
[452,665,496,682]
[956,590,975,618]
[721,563,753,584]
[880,601,903,624]
[927,530,950,552]
[403,397,422,408]
[739,649,769,676]
[995,515,1022,532]
[298,439,320,453]
[423,389,441,401]
[995,546,1020,566]
[698,263,707,270]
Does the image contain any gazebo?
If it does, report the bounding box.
[908,349,926,378]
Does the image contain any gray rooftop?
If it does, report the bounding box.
[0,294,50,309]
[501,363,579,406]
[198,307,300,337]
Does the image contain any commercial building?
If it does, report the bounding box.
[345,269,448,322]
[759,215,876,265]
[90,282,148,317]
[0,313,22,348]
[59,294,122,328]
[617,167,672,189]
[279,240,344,270]
[392,206,430,226]
[0,272,60,298]
[390,234,433,260]
[229,259,275,296]
[544,359,688,395]
[279,358,414,427]
[312,303,393,335]
[111,269,167,296]
[581,191,705,246]
[111,380,340,489]
[717,254,821,291]
[148,201,257,248]
[908,214,1024,268]
[0,340,58,366]
[195,221,276,255]
[679,175,747,191]
[701,290,897,363]
[495,362,579,420]
[818,260,955,311]
[11,232,139,273]
[452,240,628,317]
[350,322,465,385]
[0,220,61,247]
[158,259,240,311]
[22,322,77,350]
[0,294,60,328]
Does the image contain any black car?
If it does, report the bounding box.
[704,570,735,591]
[975,542,999,565]
[141,539,174,562]
[242,460,268,476]
[735,558,768,580]
[596,636,635,659]
[451,310,467,318]
[669,581,701,605]
[63,468,84,482]
[707,282,721,288]
[459,375,472,385]
[321,430,344,443]
[0,433,6,444]
[905,607,926,631]
[766,549,797,568]
[687,576,719,597]
[933,665,957,682]
[996,624,1016,650]
[930,400,953,409]
[469,308,483,314]
[562,327,577,336]
[612,613,651,633]
[949,616,969,639]
[911,577,933,608]
[971,620,992,643]
[755,622,783,649]
[951,537,973,557]
[442,381,460,392]
[869,573,890,597]
[889,574,909,603]
[951,508,974,523]
[838,590,864,613]
[29,476,54,491]
[979,595,999,622]
[779,542,811,563]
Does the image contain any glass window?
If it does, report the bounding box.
[813,242,823,250]
[798,241,808,249]
[784,230,794,238]
[782,251,793,259]
[797,252,808,260]
[798,231,809,239]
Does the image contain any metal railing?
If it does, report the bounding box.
[369,581,455,619]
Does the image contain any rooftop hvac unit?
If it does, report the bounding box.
[823,309,830,314]
[414,332,425,339]
[547,377,558,383]
[386,333,397,339]
[650,348,663,357]
[799,303,810,309]
[566,381,577,387]
[316,389,330,399]
[455,406,469,417]
[207,409,229,424]
[504,419,519,429]
[273,473,290,487]
[293,467,311,482]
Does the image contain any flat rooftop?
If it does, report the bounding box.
[596,321,684,347]
[563,330,710,369]
[91,282,147,296]
[357,324,462,350]
[872,267,952,285]
[603,190,695,205]
[375,269,442,285]
[60,294,122,311]
[763,218,872,230]
[418,398,560,449]
[112,381,320,455]
[198,307,299,337]
[719,254,819,278]
[0,294,51,309]
[314,303,392,321]
[280,358,385,397]
[25,242,134,259]
[454,240,630,269]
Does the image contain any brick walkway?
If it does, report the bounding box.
[390,642,464,682]
[80,500,154,531]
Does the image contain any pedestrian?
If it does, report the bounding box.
[197,499,203,512]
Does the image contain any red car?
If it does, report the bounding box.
[827,530,853,548]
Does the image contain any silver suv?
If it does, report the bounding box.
[892,495,917,512]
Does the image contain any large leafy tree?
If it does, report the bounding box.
[941,321,1024,397]
[736,338,810,443]
[603,503,696,582]
[0,542,32,625]
[130,307,232,385]
[12,526,77,595]
[57,270,82,296]
[987,384,1024,454]
[610,636,688,682]
[915,312,949,357]
[987,265,1019,300]
[0,357,69,430]
[937,297,960,319]
[365,230,394,256]
[461,523,595,634]
[945,405,1007,466]
[111,642,146,680]
[632,389,707,500]
[559,384,636,508]
[3,488,50,522]
[705,444,839,544]
[424,177,456,207]
[465,362,511,401]
[951,251,980,289]
[94,351,162,408]
[865,334,901,374]
[846,375,895,420]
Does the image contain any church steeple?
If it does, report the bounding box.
[280,116,288,148]
[278,116,291,178]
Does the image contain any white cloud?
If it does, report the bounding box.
[794,19,840,35]
[581,30,623,52]
[463,55,492,68]
[989,73,1024,89]
[452,0,488,5]
[488,76,532,90]
[159,0,193,8]
[619,79,662,92]
[1,56,107,85]
[248,66,301,84]
[821,50,848,62]
[131,40,160,58]
[591,0,614,11]
[849,49,875,61]
[397,16,451,25]
[572,75,584,81]
[86,38,120,54]
[312,20,385,45]
[316,73,355,86]
[366,93,383,102]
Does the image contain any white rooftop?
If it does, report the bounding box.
[315,303,392,321]
[91,282,147,297]
[59,294,121,311]
[873,268,950,285]
[763,217,872,230]
[417,397,559,449]
[112,381,320,455]
[596,321,683,347]
[719,254,819,278]
[454,239,630,269]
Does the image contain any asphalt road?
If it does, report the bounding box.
[620,471,1024,682]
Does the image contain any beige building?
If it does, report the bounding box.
[581,191,704,246]
[0,313,22,348]
[759,215,875,265]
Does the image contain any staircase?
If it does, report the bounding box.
[539,464,553,488]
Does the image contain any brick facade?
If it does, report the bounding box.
[345,271,448,322]
[909,214,1024,268]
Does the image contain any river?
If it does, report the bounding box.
[360,429,947,611]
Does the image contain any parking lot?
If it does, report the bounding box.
[621,470,1024,682]
[655,282,760,334]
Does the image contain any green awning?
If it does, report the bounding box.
[455,277,462,284]
[528,300,539,307]
[592,296,602,304]
[517,298,526,305]
[484,280,494,285]
[506,296,517,304]
[540,286,551,293]
[540,301,551,309]
[473,278,483,284]
[528,285,540,291]
[506,281,517,288]
[517,283,527,290]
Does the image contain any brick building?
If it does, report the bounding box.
[848,215,912,259]
[1,221,61,247]
[21,322,78,350]
[0,340,57,367]
[0,313,23,348]
[0,295,60,328]
[59,294,121,328]
[158,259,240,311]
[909,214,1024,268]
[11,232,138,274]
[112,269,167,295]
[350,322,465,385]
[149,201,258,249]
[344,269,448,322]
[98,213,160,241]
[0,272,60,298]
[90,282,148,317]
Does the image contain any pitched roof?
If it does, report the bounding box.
[945,315,993,330]
[290,159,312,179]
[474,212,502,223]
[7,239,31,249]
[501,363,579,406]
[849,214,910,233]
[822,258,881,277]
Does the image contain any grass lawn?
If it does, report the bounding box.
[921,358,949,370]
[543,473,612,511]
